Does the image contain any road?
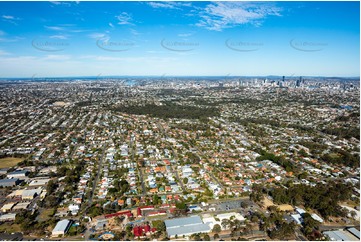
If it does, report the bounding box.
[70,143,80,159]
[218,230,267,240]
[208,169,225,189]
[138,167,146,196]
[129,131,147,196]
[295,227,308,241]
[195,146,224,189]
[84,142,108,212]
[83,141,108,240]
[156,121,186,191]
[319,225,353,231]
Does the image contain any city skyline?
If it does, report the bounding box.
[0,1,360,77]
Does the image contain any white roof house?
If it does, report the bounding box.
[311,214,324,223]
[291,214,303,225]
[22,188,42,200]
[1,203,16,213]
[295,207,306,215]
[0,213,16,221]
[52,219,71,237]
[68,204,80,215]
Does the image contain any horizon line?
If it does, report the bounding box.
[0,75,360,80]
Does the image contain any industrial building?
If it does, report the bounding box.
[164,215,211,238]
[0,178,20,187]
[51,219,72,237]
[6,170,29,178]
[346,227,360,240]
[323,229,359,241]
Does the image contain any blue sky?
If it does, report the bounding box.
[0,1,359,77]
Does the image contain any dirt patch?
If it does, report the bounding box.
[262,197,274,208]
[277,204,294,211]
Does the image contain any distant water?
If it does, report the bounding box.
[125,80,136,86]
[340,105,353,110]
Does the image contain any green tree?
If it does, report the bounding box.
[203,234,211,241]
[153,195,160,205]
[212,224,222,233]
[221,219,230,230]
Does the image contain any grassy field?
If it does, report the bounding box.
[38,208,56,222]
[0,157,23,169]
[0,222,21,233]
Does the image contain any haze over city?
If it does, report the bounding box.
[0,1,359,77]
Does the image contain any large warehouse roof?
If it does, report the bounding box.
[347,228,360,239]
[165,215,203,228]
[165,215,211,237]
[52,219,71,233]
[323,230,359,241]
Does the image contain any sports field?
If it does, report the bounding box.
[0,157,23,169]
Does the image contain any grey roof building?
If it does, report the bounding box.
[6,170,29,178]
[52,219,72,237]
[347,227,360,239]
[164,215,211,238]
[323,230,359,241]
[0,168,9,175]
[0,178,20,187]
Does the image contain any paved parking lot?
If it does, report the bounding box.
[216,199,243,211]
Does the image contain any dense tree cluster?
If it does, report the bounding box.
[256,150,295,172]
[270,182,352,218]
[113,103,219,119]
[301,213,322,240]
[108,179,130,195]
[322,126,360,140]
[268,219,296,239]
[321,149,360,168]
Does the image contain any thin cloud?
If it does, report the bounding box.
[178,33,194,37]
[88,33,109,41]
[45,26,66,31]
[43,55,71,61]
[2,15,21,25]
[49,1,72,7]
[88,33,106,39]
[50,35,68,40]
[196,2,282,31]
[116,12,132,25]
[45,25,88,33]
[2,15,14,20]
[0,49,10,56]
[147,2,192,10]
[130,29,140,36]
[0,30,22,42]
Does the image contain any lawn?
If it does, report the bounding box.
[0,157,23,169]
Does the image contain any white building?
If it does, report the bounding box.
[68,204,80,215]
